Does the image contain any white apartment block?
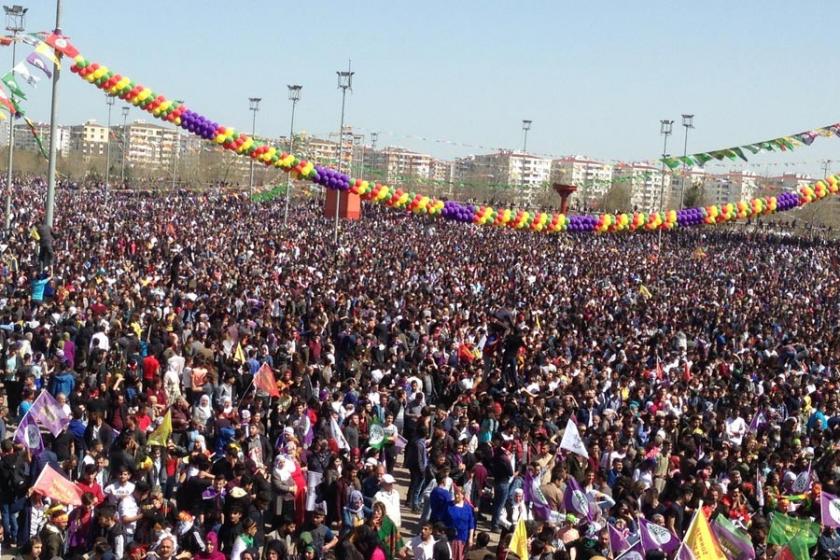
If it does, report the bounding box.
[68,120,109,159]
[109,120,178,169]
[13,121,70,158]
[613,162,671,212]
[550,156,614,204]
[368,147,432,183]
[463,151,551,203]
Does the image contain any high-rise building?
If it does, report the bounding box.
[68,120,109,159]
[110,120,179,169]
[14,121,70,158]
[612,162,671,212]
[550,156,614,204]
[456,150,551,204]
[368,147,433,183]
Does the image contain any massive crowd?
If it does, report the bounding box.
[0,177,836,560]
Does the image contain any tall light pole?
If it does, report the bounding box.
[3,4,24,231]
[679,114,694,208]
[44,0,61,228]
[120,106,128,185]
[171,99,182,193]
[248,97,261,194]
[658,119,673,254]
[105,94,114,200]
[284,84,301,226]
[522,119,532,152]
[334,62,354,245]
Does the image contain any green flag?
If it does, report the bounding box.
[767,513,819,560]
[1,72,26,100]
[10,95,24,117]
[743,144,762,154]
[694,153,713,166]
[662,157,681,170]
[368,415,386,450]
[731,147,748,162]
[678,156,696,167]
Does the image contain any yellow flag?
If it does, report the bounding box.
[147,411,172,447]
[685,510,726,560]
[509,519,529,560]
[234,343,246,364]
[36,42,60,66]
[639,285,652,299]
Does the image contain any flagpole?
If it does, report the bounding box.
[44,0,62,228]
[3,18,21,231]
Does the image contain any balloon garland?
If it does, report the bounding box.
[66,46,840,234]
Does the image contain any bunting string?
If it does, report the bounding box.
[13,35,833,234]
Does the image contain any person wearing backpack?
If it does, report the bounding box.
[0,439,28,546]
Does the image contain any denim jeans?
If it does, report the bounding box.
[1,497,24,543]
[408,467,424,510]
[492,479,511,528]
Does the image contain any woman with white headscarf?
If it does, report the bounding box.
[192,394,213,428]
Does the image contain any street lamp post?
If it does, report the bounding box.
[44,0,61,228]
[248,97,261,194]
[105,94,114,201]
[284,84,301,226]
[657,119,674,254]
[334,63,354,245]
[3,4,25,231]
[120,106,128,185]
[679,114,694,208]
[522,119,532,152]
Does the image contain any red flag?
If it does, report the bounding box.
[656,359,664,381]
[32,464,83,505]
[0,87,16,115]
[254,363,280,397]
[683,362,692,382]
[165,222,176,238]
[0,36,13,47]
[44,33,79,58]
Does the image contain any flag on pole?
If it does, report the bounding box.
[14,413,43,454]
[509,519,529,560]
[524,470,554,521]
[563,475,594,521]
[29,389,70,436]
[34,41,60,67]
[331,417,350,450]
[639,517,681,554]
[147,410,172,447]
[254,363,280,397]
[368,416,386,450]
[32,464,83,505]
[676,541,697,560]
[767,513,818,560]
[608,523,631,557]
[1,72,26,100]
[616,541,645,560]
[12,61,38,87]
[711,515,756,559]
[26,52,52,78]
[44,32,79,58]
[559,418,589,459]
[821,491,840,528]
[23,117,48,159]
[0,86,16,115]
[684,508,727,560]
[233,342,246,364]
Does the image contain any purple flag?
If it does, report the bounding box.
[711,515,756,559]
[609,523,631,557]
[639,517,681,554]
[14,413,44,455]
[676,541,696,560]
[26,52,51,79]
[563,476,594,521]
[822,491,840,528]
[616,540,645,560]
[748,410,766,432]
[524,471,553,521]
[29,390,70,437]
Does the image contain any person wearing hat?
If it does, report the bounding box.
[39,508,68,560]
[373,473,402,529]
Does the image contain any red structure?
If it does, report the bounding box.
[324,190,361,220]
[552,183,578,214]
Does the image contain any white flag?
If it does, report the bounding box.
[560,418,589,459]
[12,61,38,87]
[331,417,350,451]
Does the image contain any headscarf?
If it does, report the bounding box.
[194,531,225,560]
[192,394,212,426]
[347,490,365,515]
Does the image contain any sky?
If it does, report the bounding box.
[11,0,840,177]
